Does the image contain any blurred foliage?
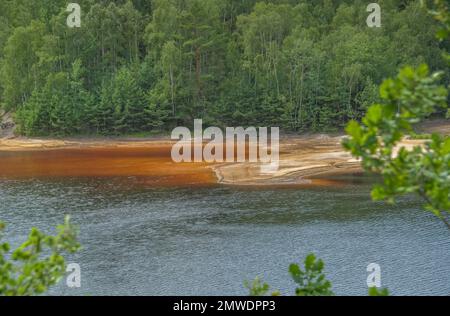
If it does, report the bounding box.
[368,287,390,296]
[343,64,450,229]
[246,253,391,296]
[246,253,333,296]
[245,277,279,296]
[343,0,450,229]
[0,216,80,296]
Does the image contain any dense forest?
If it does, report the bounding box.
[0,0,448,136]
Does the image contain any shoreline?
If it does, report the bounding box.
[1,120,449,186]
[0,136,175,151]
[0,135,363,186]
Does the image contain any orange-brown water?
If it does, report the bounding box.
[0,132,439,188]
[0,139,360,187]
[1,119,449,187]
[0,145,217,186]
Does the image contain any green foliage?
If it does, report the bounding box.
[343,65,450,228]
[343,2,450,228]
[244,277,278,296]
[15,60,95,135]
[246,253,333,296]
[0,216,80,296]
[246,253,392,296]
[289,253,334,296]
[368,287,390,296]
[0,0,447,135]
[422,0,450,40]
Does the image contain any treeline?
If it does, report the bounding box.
[0,0,448,136]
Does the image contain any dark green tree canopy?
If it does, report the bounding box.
[0,0,447,135]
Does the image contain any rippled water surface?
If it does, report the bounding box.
[0,174,449,296]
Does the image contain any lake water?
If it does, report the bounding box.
[0,157,449,295]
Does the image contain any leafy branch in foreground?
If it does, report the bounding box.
[246,253,389,296]
[343,0,450,229]
[289,254,333,296]
[246,253,333,296]
[245,277,279,296]
[368,287,390,296]
[0,216,80,296]
[343,64,450,229]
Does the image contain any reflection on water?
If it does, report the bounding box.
[0,175,449,296]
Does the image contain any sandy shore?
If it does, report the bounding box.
[1,120,449,186]
[215,119,450,185]
[0,137,174,151]
[212,134,435,185]
[213,135,360,185]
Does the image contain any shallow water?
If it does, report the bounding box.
[0,173,449,296]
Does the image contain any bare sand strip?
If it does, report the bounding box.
[212,120,450,185]
[0,137,174,151]
[211,135,434,186]
[212,135,361,185]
